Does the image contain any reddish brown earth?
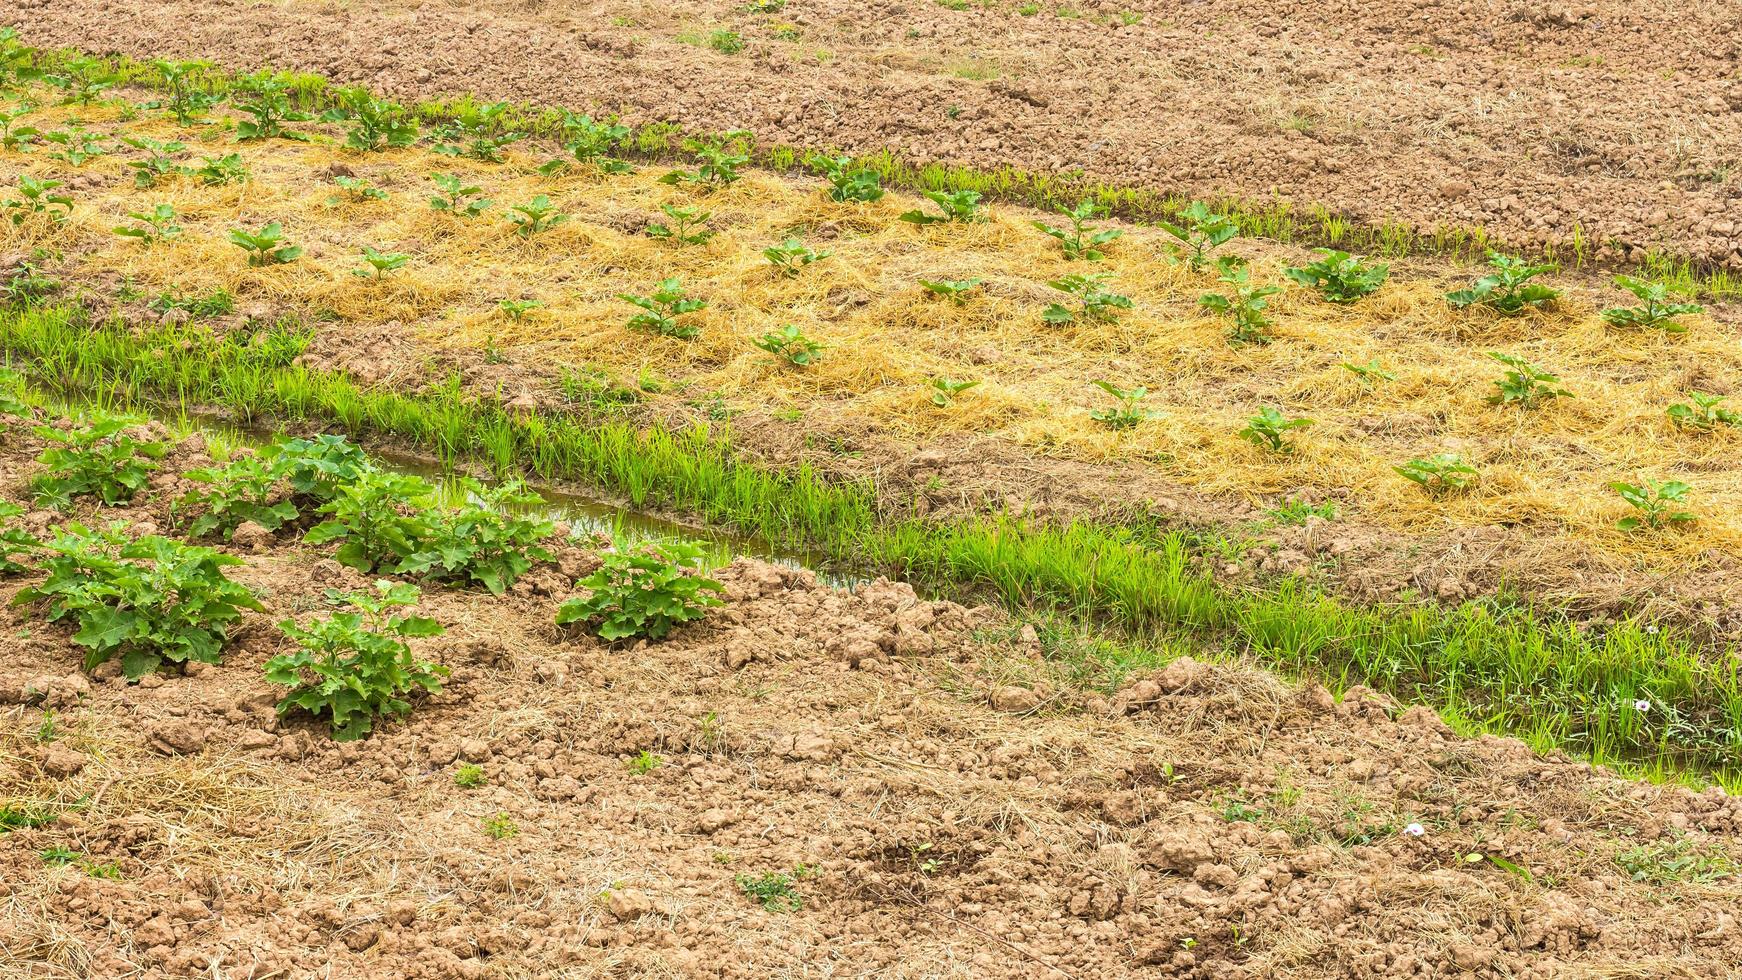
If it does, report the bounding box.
[8,0,1742,268]
[3,424,1742,977]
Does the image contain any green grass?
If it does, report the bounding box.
[20,42,1740,300]
[1,303,1739,790]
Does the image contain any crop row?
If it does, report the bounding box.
[2,70,1732,533]
[4,380,723,739]
[10,32,1738,299]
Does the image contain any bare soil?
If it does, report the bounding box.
[3,428,1742,978]
[9,0,1742,268]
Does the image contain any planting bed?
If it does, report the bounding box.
[3,86,1742,632]
[8,0,1742,271]
[2,420,1741,978]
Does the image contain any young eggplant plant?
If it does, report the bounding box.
[930,377,981,407]
[228,222,302,266]
[1200,259,1281,345]
[113,204,181,245]
[1159,200,1238,270]
[1042,273,1132,324]
[763,238,831,277]
[753,324,825,366]
[5,175,73,226]
[432,101,524,162]
[428,173,490,216]
[1447,251,1559,314]
[320,87,420,152]
[1089,381,1156,429]
[233,76,313,141]
[1667,392,1740,430]
[150,58,225,124]
[1395,454,1477,495]
[1601,275,1703,332]
[807,153,884,203]
[900,189,985,225]
[1033,200,1122,260]
[1610,479,1695,531]
[1284,249,1389,303]
[1238,406,1313,453]
[353,246,410,280]
[619,278,708,338]
[1488,352,1571,408]
[660,133,752,189]
[549,111,632,174]
[119,136,189,189]
[508,195,568,237]
[645,204,714,245]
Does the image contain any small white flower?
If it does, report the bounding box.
[1633,699,1651,712]
[1403,822,1425,837]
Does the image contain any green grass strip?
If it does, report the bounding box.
[22,43,1741,300]
[1,303,1738,789]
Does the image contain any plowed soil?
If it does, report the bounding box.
[9,0,1742,268]
[3,426,1741,978]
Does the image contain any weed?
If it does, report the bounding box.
[1395,454,1477,494]
[919,278,983,304]
[930,377,981,407]
[40,846,78,866]
[329,175,388,203]
[233,77,313,141]
[1601,275,1703,332]
[763,238,831,276]
[1488,352,1571,408]
[1284,248,1389,303]
[353,245,410,280]
[507,195,568,237]
[1616,836,1738,885]
[627,750,663,774]
[900,189,985,225]
[19,523,261,679]
[1265,498,1337,525]
[428,173,490,217]
[482,813,519,839]
[1446,252,1558,314]
[31,413,167,508]
[112,204,181,246]
[1667,392,1740,430]
[557,540,724,641]
[6,175,73,226]
[1088,380,1156,429]
[1043,272,1131,324]
[1239,406,1313,453]
[432,101,524,162]
[1340,358,1396,385]
[708,30,746,54]
[1610,479,1695,531]
[619,278,707,339]
[1200,259,1282,345]
[266,581,447,740]
[807,153,884,203]
[192,153,248,186]
[453,764,485,788]
[1159,201,1239,270]
[228,222,302,266]
[319,86,419,152]
[645,204,714,245]
[754,324,825,366]
[737,868,808,911]
[1033,199,1122,260]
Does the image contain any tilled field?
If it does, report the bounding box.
[3,428,1741,978]
[9,0,1742,267]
